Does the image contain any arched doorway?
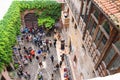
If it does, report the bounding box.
[24,13,38,28]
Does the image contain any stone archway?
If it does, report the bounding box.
[24,13,38,28]
[21,10,41,28]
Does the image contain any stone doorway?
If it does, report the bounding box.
[24,13,38,28]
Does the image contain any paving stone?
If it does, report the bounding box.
[15,34,61,80]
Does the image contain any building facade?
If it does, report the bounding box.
[61,0,120,79]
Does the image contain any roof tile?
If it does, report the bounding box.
[93,0,120,27]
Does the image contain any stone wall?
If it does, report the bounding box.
[20,10,41,27]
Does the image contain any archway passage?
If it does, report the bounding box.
[24,13,38,28]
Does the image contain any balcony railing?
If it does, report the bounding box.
[61,11,70,27]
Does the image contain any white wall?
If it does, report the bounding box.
[87,73,120,80]
[0,0,13,20]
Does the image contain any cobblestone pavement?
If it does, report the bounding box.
[17,35,61,80]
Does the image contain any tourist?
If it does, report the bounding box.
[47,45,50,53]
[18,47,21,54]
[33,36,37,46]
[23,47,29,55]
[53,39,57,48]
[28,54,32,62]
[24,27,29,34]
[18,65,23,76]
[17,71,22,79]
[54,63,59,72]
[46,39,49,46]
[55,63,59,71]
[42,32,45,38]
[57,33,61,40]
[43,53,46,60]
[36,56,39,61]
[25,35,29,42]
[49,40,52,47]
[23,58,28,66]
[39,39,43,45]
[61,40,65,50]
[60,54,65,62]
[38,72,43,80]
[43,41,47,52]
[21,36,24,44]
[30,49,35,58]
[59,60,63,68]
[39,61,43,68]
[38,49,42,54]
[24,54,28,60]
[51,73,54,80]
[26,72,31,80]
[28,34,32,42]
[23,71,28,79]
[64,12,68,18]
[50,55,54,63]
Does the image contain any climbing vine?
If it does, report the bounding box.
[19,0,61,29]
[38,17,55,29]
[0,1,20,72]
[0,0,61,72]
[37,1,61,29]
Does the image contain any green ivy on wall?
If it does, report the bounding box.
[0,1,20,72]
[20,0,61,29]
[0,0,61,72]
[38,17,55,29]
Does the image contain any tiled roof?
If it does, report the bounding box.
[93,0,120,28]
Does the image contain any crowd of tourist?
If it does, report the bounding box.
[12,26,65,80]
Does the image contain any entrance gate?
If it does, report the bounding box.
[24,13,38,28]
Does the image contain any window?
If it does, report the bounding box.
[98,36,107,53]
[90,21,97,36]
[82,0,87,16]
[109,56,120,70]
[104,47,115,65]
[87,16,97,36]
[86,0,91,15]
[114,40,120,51]
[93,9,99,19]
[95,30,102,45]
[102,36,107,44]
[103,21,110,35]
[87,17,93,31]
